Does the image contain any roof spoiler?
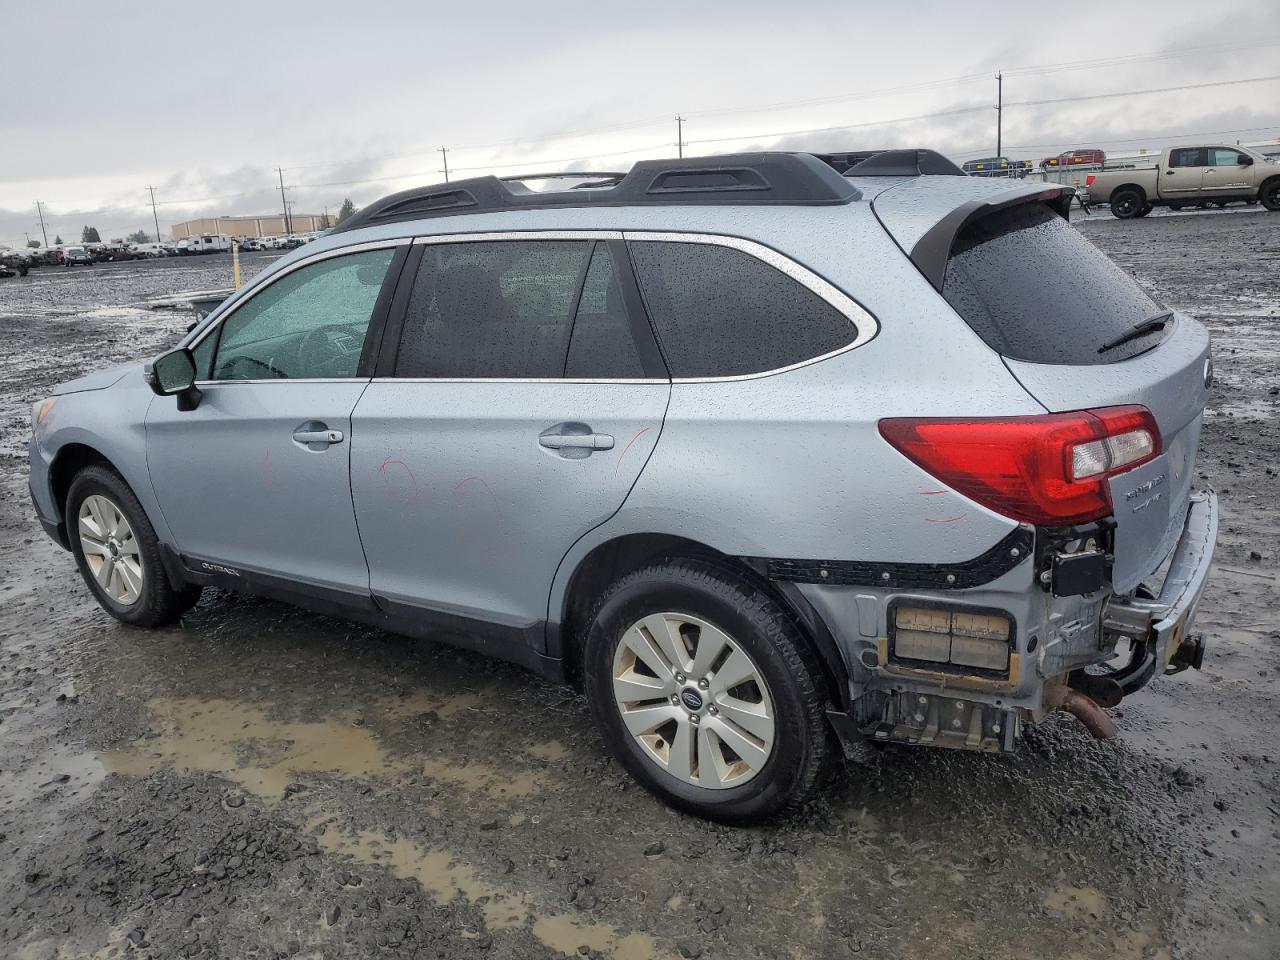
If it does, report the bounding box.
[910,186,1075,291]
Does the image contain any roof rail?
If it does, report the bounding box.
[814,149,966,177]
[330,152,862,233]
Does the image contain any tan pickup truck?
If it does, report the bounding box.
[1084,144,1280,218]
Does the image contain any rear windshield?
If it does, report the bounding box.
[942,203,1164,364]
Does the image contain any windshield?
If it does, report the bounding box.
[941,203,1165,364]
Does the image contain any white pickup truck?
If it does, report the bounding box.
[1084,144,1280,218]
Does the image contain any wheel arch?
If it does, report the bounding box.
[551,531,851,711]
[48,442,118,545]
[1259,174,1280,200]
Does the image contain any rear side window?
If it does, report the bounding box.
[396,241,589,378]
[942,203,1163,365]
[1168,148,1206,168]
[629,241,856,378]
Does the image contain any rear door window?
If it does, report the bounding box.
[941,203,1164,365]
[395,241,590,378]
[1168,148,1207,168]
[564,244,647,379]
[628,240,857,378]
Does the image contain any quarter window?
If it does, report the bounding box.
[211,248,393,380]
[628,240,856,378]
[395,240,591,379]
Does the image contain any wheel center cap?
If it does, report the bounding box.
[680,688,704,712]
[108,540,120,558]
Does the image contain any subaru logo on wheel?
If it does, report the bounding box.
[680,689,704,711]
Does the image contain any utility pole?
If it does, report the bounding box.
[35,201,49,247]
[676,115,686,158]
[147,186,163,244]
[995,72,1003,157]
[439,146,450,183]
[277,167,292,234]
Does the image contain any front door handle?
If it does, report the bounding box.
[293,421,344,448]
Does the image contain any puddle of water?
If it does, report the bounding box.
[101,697,403,798]
[532,914,656,960]
[1043,884,1109,919]
[382,688,488,721]
[315,824,659,959]
[420,756,549,798]
[0,740,106,813]
[527,740,571,763]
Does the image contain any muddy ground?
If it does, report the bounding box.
[0,212,1277,960]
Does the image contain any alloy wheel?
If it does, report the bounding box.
[611,612,775,789]
[78,494,143,606]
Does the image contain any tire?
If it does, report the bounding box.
[583,559,833,824]
[66,465,202,627]
[1110,188,1143,219]
[1135,203,1153,218]
[1261,179,1280,212]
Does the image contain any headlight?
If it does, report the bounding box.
[32,397,57,430]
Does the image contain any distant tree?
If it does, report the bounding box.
[81,225,101,243]
[54,234,63,245]
[126,230,151,244]
[27,239,39,248]
[336,198,357,225]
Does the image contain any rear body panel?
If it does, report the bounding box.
[1006,316,1210,593]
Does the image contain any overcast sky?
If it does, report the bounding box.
[2,0,1278,247]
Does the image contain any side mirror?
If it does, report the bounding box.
[1240,155,1254,166]
[144,348,203,411]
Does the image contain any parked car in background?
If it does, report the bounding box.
[28,150,1218,823]
[1041,148,1106,169]
[0,248,32,277]
[1084,144,1280,218]
[63,246,93,266]
[961,157,1031,178]
[129,243,169,259]
[238,238,265,251]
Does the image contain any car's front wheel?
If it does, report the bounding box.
[1260,179,1280,212]
[67,465,202,627]
[583,559,833,823]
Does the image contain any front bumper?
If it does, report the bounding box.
[1099,490,1218,694]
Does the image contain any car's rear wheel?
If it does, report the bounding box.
[67,465,202,627]
[583,559,833,823]
[1110,188,1143,219]
[1260,179,1280,212]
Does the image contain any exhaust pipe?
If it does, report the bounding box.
[1059,689,1118,740]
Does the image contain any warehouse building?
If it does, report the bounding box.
[170,214,329,240]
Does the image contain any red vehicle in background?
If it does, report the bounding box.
[1041,148,1106,169]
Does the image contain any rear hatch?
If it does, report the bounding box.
[870,177,1211,593]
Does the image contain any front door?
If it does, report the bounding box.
[1203,147,1255,196]
[1162,147,1209,197]
[146,244,402,596]
[350,236,669,640]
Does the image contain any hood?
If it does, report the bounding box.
[52,361,140,395]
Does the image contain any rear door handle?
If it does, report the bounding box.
[539,434,614,450]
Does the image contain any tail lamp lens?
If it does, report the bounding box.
[878,406,1161,526]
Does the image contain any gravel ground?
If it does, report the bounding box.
[0,214,1277,960]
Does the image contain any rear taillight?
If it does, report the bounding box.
[878,406,1161,526]
[1086,175,1096,187]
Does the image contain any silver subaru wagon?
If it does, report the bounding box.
[29,150,1218,823]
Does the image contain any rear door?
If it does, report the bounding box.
[930,200,1210,592]
[1161,147,1209,197]
[349,234,669,641]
